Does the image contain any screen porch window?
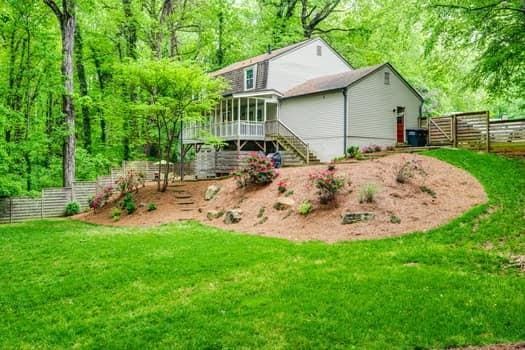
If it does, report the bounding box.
[244,66,256,90]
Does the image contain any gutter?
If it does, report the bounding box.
[343,88,348,156]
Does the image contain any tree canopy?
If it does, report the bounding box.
[0,0,523,196]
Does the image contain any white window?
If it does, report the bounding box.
[384,71,391,85]
[316,45,322,56]
[244,65,256,90]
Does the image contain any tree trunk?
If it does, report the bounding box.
[44,0,76,188]
[92,50,107,143]
[75,25,91,152]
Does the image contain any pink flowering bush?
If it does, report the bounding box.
[88,185,113,212]
[309,164,345,204]
[234,152,278,188]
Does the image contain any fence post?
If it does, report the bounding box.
[428,117,432,145]
[9,197,12,224]
[450,114,458,148]
[486,111,490,152]
[41,189,44,219]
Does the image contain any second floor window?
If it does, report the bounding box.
[244,66,256,90]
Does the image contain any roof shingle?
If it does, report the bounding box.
[284,64,385,98]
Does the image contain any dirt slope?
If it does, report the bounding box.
[77,154,487,243]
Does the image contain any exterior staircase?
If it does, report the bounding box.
[266,120,321,166]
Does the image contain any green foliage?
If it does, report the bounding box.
[346,146,362,159]
[359,183,378,203]
[110,208,122,221]
[0,151,524,348]
[147,203,157,212]
[65,202,80,216]
[297,200,313,216]
[121,193,136,214]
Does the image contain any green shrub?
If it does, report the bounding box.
[346,146,362,159]
[111,208,122,221]
[121,193,136,214]
[359,183,378,203]
[65,202,80,216]
[147,203,157,211]
[298,200,313,216]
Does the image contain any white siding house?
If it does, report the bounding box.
[184,38,424,173]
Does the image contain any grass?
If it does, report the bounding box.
[0,149,524,349]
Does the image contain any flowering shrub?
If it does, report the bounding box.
[234,152,278,188]
[277,180,288,194]
[361,144,383,153]
[88,185,113,212]
[116,170,145,196]
[309,165,345,204]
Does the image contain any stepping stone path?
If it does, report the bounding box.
[172,185,197,213]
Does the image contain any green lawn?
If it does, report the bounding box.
[1,149,524,349]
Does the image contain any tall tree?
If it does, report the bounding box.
[75,24,91,152]
[43,0,76,188]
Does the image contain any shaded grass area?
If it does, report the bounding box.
[0,149,524,349]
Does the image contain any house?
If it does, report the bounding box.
[182,38,424,175]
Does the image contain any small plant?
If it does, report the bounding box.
[277,180,287,194]
[346,146,362,159]
[257,206,266,218]
[359,183,378,203]
[420,186,437,198]
[373,144,383,152]
[309,165,345,204]
[65,202,80,216]
[121,193,136,214]
[111,207,122,221]
[396,158,427,184]
[234,152,278,188]
[88,185,113,212]
[385,145,395,151]
[285,190,294,197]
[390,214,401,224]
[298,200,313,216]
[361,145,374,154]
[116,170,145,197]
[147,203,157,211]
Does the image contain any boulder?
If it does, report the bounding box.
[224,209,242,224]
[273,197,295,211]
[205,185,221,201]
[341,212,375,225]
[207,210,223,220]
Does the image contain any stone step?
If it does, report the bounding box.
[176,200,195,205]
[174,194,192,199]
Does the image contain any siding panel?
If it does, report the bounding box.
[268,39,351,93]
[346,66,421,147]
[280,91,345,161]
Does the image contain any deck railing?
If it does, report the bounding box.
[183,120,265,141]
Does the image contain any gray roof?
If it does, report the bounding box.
[284,63,424,101]
[210,39,314,77]
[284,64,384,98]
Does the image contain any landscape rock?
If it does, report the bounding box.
[341,212,375,225]
[205,185,221,201]
[224,209,242,224]
[273,197,295,211]
[207,210,223,220]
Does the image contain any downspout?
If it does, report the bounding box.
[343,88,348,156]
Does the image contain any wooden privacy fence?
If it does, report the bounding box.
[426,111,525,153]
[0,160,195,223]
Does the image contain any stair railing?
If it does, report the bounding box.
[265,120,310,164]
